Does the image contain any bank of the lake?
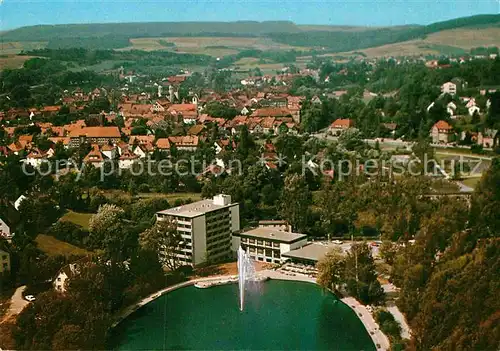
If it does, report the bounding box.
[110,280,376,351]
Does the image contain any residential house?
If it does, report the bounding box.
[25,148,48,168]
[447,102,457,117]
[214,139,237,154]
[132,144,152,159]
[119,149,139,169]
[477,129,497,148]
[441,82,457,96]
[101,144,117,160]
[311,96,322,104]
[187,124,206,136]
[14,195,26,211]
[83,144,107,168]
[168,136,199,151]
[155,138,171,152]
[167,104,198,124]
[54,260,89,293]
[467,99,481,116]
[430,120,454,144]
[260,117,276,134]
[0,217,11,240]
[69,126,121,148]
[251,107,292,119]
[329,118,355,135]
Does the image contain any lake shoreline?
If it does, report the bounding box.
[112,270,389,350]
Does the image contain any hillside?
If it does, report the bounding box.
[338,26,500,58]
[0,14,499,59]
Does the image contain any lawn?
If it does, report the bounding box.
[60,210,94,230]
[138,192,202,203]
[35,234,91,257]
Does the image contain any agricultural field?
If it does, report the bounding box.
[35,234,91,257]
[122,36,310,57]
[0,41,47,55]
[0,55,36,69]
[337,27,500,58]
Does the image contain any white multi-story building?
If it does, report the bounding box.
[156,194,240,266]
[232,227,307,264]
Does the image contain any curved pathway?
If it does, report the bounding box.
[1,286,29,324]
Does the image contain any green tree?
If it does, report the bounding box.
[139,219,183,271]
[279,174,312,232]
[316,247,345,291]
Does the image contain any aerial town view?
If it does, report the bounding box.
[0,0,499,350]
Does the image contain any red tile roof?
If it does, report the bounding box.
[84,145,105,163]
[330,118,354,129]
[168,136,199,147]
[155,138,171,150]
[251,107,292,118]
[69,126,121,138]
[433,120,453,130]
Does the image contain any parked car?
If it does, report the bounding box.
[25,295,36,302]
[332,240,343,245]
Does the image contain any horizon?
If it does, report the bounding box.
[1,0,499,31]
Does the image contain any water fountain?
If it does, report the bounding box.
[237,246,256,311]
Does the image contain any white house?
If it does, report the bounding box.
[441,82,457,96]
[119,150,139,169]
[14,195,27,211]
[447,102,457,116]
[0,217,11,239]
[132,144,148,159]
[469,105,481,116]
[466,98,477,109]
[25,149,47,168]
[54,262,84,293]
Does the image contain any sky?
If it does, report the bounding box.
[0,0,499,30]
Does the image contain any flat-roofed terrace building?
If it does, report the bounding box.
[156,194,240,266]
[282,242,340,266]
[232,227,307,264]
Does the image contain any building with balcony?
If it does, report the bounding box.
[156,194,240,266]
[232,227,307,264]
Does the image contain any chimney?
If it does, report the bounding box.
[213,194,231,206]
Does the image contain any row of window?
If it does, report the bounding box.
[241,237,280,248]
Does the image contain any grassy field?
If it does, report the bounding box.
[60,210,94,230]
[35,234,91,257]
[138,192,202,203]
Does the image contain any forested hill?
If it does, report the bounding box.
[1,14,500,52]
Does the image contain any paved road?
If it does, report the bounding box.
[342,297,391,351]
[1,286,29,323]
[386,302,412,340]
